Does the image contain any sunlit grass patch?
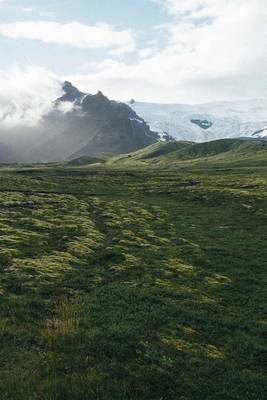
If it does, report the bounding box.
[164,258,197,275]
[160,336,225,359]
[204,273,232,286]
[44,297,80,343]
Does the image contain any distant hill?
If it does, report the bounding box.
[67,155,105,166]
[109,138,267,167]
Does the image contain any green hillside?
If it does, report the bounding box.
[109,139,267,167]
[0,141,266,399]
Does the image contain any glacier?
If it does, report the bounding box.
[128,99,267,142]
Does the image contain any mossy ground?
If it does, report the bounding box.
[0,160,266,399]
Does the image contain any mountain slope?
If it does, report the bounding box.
[30,83,161,162]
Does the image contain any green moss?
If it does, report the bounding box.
[0,158,266,399]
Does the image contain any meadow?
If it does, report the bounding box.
[0,146,266,399]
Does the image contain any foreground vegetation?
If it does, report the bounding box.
[0,141,267,399]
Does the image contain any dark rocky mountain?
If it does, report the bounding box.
[56,81,86,104]
[57,82,160,159]
[0,82,165,163]
[160,132,177,142]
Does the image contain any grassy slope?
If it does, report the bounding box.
[0,150,266,399]
[109,139,267,167]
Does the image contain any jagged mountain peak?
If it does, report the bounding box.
[63,81,76,92]
[56,83,159,135]
[33,82,162,162]
[96,90,105,97]
[0,82,173,163]
[58,81,85,104]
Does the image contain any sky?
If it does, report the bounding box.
[0,0,267,107]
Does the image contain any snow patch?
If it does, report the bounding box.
[129,117,144,124]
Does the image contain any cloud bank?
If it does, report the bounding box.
[65,0,267,102]
[0,66,62,127]
[0,0,267,106]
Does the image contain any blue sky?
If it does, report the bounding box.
[0,0,267,104]
[0,0,167,74]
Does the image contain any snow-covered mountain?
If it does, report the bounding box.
[128,99,267,142]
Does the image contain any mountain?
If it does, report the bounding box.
[31,82,165,162]
[1,83,266,163]
[128,99,267,142]
[0,82,162,163]
[110,138,267,167]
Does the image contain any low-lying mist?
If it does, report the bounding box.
[0,66,82,162]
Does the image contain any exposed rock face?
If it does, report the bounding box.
[57,81,85,103]
[159,132,176,142]
[55,82,160,159]
[190,119,213,130]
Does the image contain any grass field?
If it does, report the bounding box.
[0,145,267,399]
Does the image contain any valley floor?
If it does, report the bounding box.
[0,163,266,399]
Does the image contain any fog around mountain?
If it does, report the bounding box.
[0,79,160,162]
[0,67,266,163]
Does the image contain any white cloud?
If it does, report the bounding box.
[39,12,55,18]
[0,65,62,127]
[1,1,267,104]
[20,8,55,18]
[0,21,136,54]
[21,7,33,12]
[66,0,267,102]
